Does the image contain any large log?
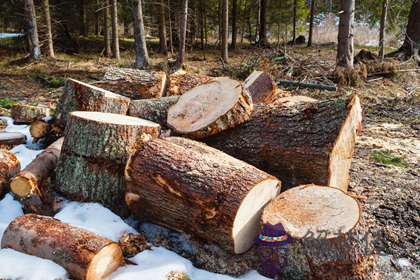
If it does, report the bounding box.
[261,185,379,279]
[125,136,281,254]
[0,132,27,149]
[243,71,282,103]
[54,78,131,130]
[55,112,160,217]
[202,96,362,192]
[167,70,213,96]
[167,77,253,139]
[1,214,123,280]
[11,104,50,123]
[0,149,21,196]
[98,68,167,99]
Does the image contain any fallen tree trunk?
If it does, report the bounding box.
[167,77,252,139]
[1,213,123,280]
[125,136,281,254]
[276,79,337,91]
[0,149,20,196]
[11,104,50,123]
[167,70,213,96]
[97,68,167,99]
[55,111,160,217]
[261,185,379,279]
[244,71,282,103]
[0,132,27,149]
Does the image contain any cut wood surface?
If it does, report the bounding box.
[167,70,213,96]
[125,136,281,254]
[261,185,379,279]
[272,95,319,105]
[54,78,131,130]
[0,149,20,196]
[0,132,27,149]
[243,71,282,103]
[0,119,7,132]
[167,77,252,139]
[98,68,167,99]
[1,214,123,280]
[201,96,362,192]
[55,111,160,217]
[11,104,50,123]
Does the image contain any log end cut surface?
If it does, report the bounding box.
[10,177,34,197]
[71,111,160,127]
[87,243,123,280]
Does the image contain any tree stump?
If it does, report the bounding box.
[167,77,252,139]
[54,78,131,130]
[0,132,27,149]
[11,104,50,123]
[125,136,281,254]
[243,71,282,103]
[0,149,20,196]
[202,96,362,192]
[167,70,213,96]
[98,67,167,99]
[261,185,379,280]
[55,111,160,217]
[1,213,123,280]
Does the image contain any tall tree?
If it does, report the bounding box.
[167,0,174,54]
[80,0,87,36]
[111,0,120,59]
[378,0,388,60]
[104,0,112,56]
[131,0,149,68]
[394,0,420,60]
[336,0,355,68]
[24,0,41,59]
[258,0,268,45]
[95,0,100,35]
[41,0,54,57]
[292,0,297,44]
[230,0,237,50]
[307,0,316,47]
[221,0,228,62]
[174,0,188,69]
[157,0,167,55]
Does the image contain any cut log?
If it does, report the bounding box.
[261,185,379,279]
[167,70,213,96]
[29,119,50,140]
[55,112,160,217]
[1,213,123,280]
[243,71,282,103]
[0,149,21,196]
[167,77,253,139]
[11,104,50,123]
[98,68,167,99]
[53,78,131,130]
[0,119,7,132]
[125,136,281,254]
[0,132,27,149]
[271,95,319,105]
[201,96,362,192]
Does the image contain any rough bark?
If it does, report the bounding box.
[131,0,149,68]
[243,71,282,103]
[379,0,388,60]
[55,111,160,217]
[1,214,123,280]
[261,185,379,280]
[307,0,316,47]
[167,70,213,96]
[53,78,131,131]
[98,68,167,100]
[24,0,41,59]
[104,0,112,56]
[0,132,27,149]
[167,77,252,139]
[42,0,54,57]
[157,0,168,55]
[174,0,188,69]
[0,149,20,196]
[111,0,120,59]
[125,137,281,254]
[337,0,355,68]
[221,0,228,62]
[11,104,50,123]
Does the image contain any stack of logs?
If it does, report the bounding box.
[0,68,379,280]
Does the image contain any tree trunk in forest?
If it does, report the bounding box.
[0,133,27,149]
[79,0,87,36]
[168,0,174,54]
[378,0,388,60]
[307,0,316,47]
[200,0,204,49]
[167,77,252,139]
[157,0,168,55]
[221,0,228,62]
[189,0,197,45]
[230,0,237,50]
[277,0,282,46]
[255,0,260,42]
[125,136,281,254]
[11,104,50,123]
[218,0,222,45]
[292,0,297,44]
[261,185,379,279]
[131,0,149,68]
[41,0,54,57]
[243,71,282,103]
[174,0,188,69]
[0,149,20,196]
[167,70,213,96]
[111,0,120,59]
[336,0,355,68]
[1,214,123,280]
[104,0,112,56]
[55,112,160,217]
[24,0,41,60]
[258,0,268,45]
[95,0,100,35]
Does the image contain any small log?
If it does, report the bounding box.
[243,71,282,103]
[0,132,27,149]
[125,137,281,254]
[167,70,213,96]
[98,67,167,99]
[11,104,50,123]
[0,149,21,196]
[54,78,131,130]
[55,112,160,217]
[1,214,123,280]
[167,77,252,139]
[271,95,319,105]
[0,119,7,132]
[261,185,379,279]
[276,79,337,91]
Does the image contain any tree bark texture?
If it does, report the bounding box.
[243,71,282,103]
[157,0,168,55]
[221,0,228,62]
[111,0,120,59]
[230,0,237,50]
[11,104,50,123]
[174,0,188,69]
[307,0,316,47]
[0,149,20,196]
[24,0,41,59]
[1,214,123,280]
[104,0,112,56]
[131,0,149,68]
[378,0,388,60]
[397,0,420,59]
[337,0,355,68]
[167,70,213,96]
[125,137,281,254]
[53,78,131,131]
[259,0,267,44]
[79,0,87,36]
[98,68,167,100]
[42,0,55,57]
[0,133,27,149]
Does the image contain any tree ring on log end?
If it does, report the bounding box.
[71,111,160,127]
[87,243,123,280]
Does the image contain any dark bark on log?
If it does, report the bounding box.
[0,132,27,149]
[244,71,282,103]
[167,70,213,96]
[0,149,21,196]
[125,137,281,254]
[1,214,123,280]
[11,104,50,123]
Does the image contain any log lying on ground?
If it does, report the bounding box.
[97,68,167,99]
[243,71,282,103]
[1,214,123,280]
[54,78,131,130]
[56,112,160,217]
[261,185,379,279]
[202,96,362,192]
[0,132,26,149]
[271,95,319,105]
[167,70,213,96]
[0,149,20,196]
[167,77,252,139]
[0,119,7,132]
[125,136,281,254]
[11,104,50,123]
